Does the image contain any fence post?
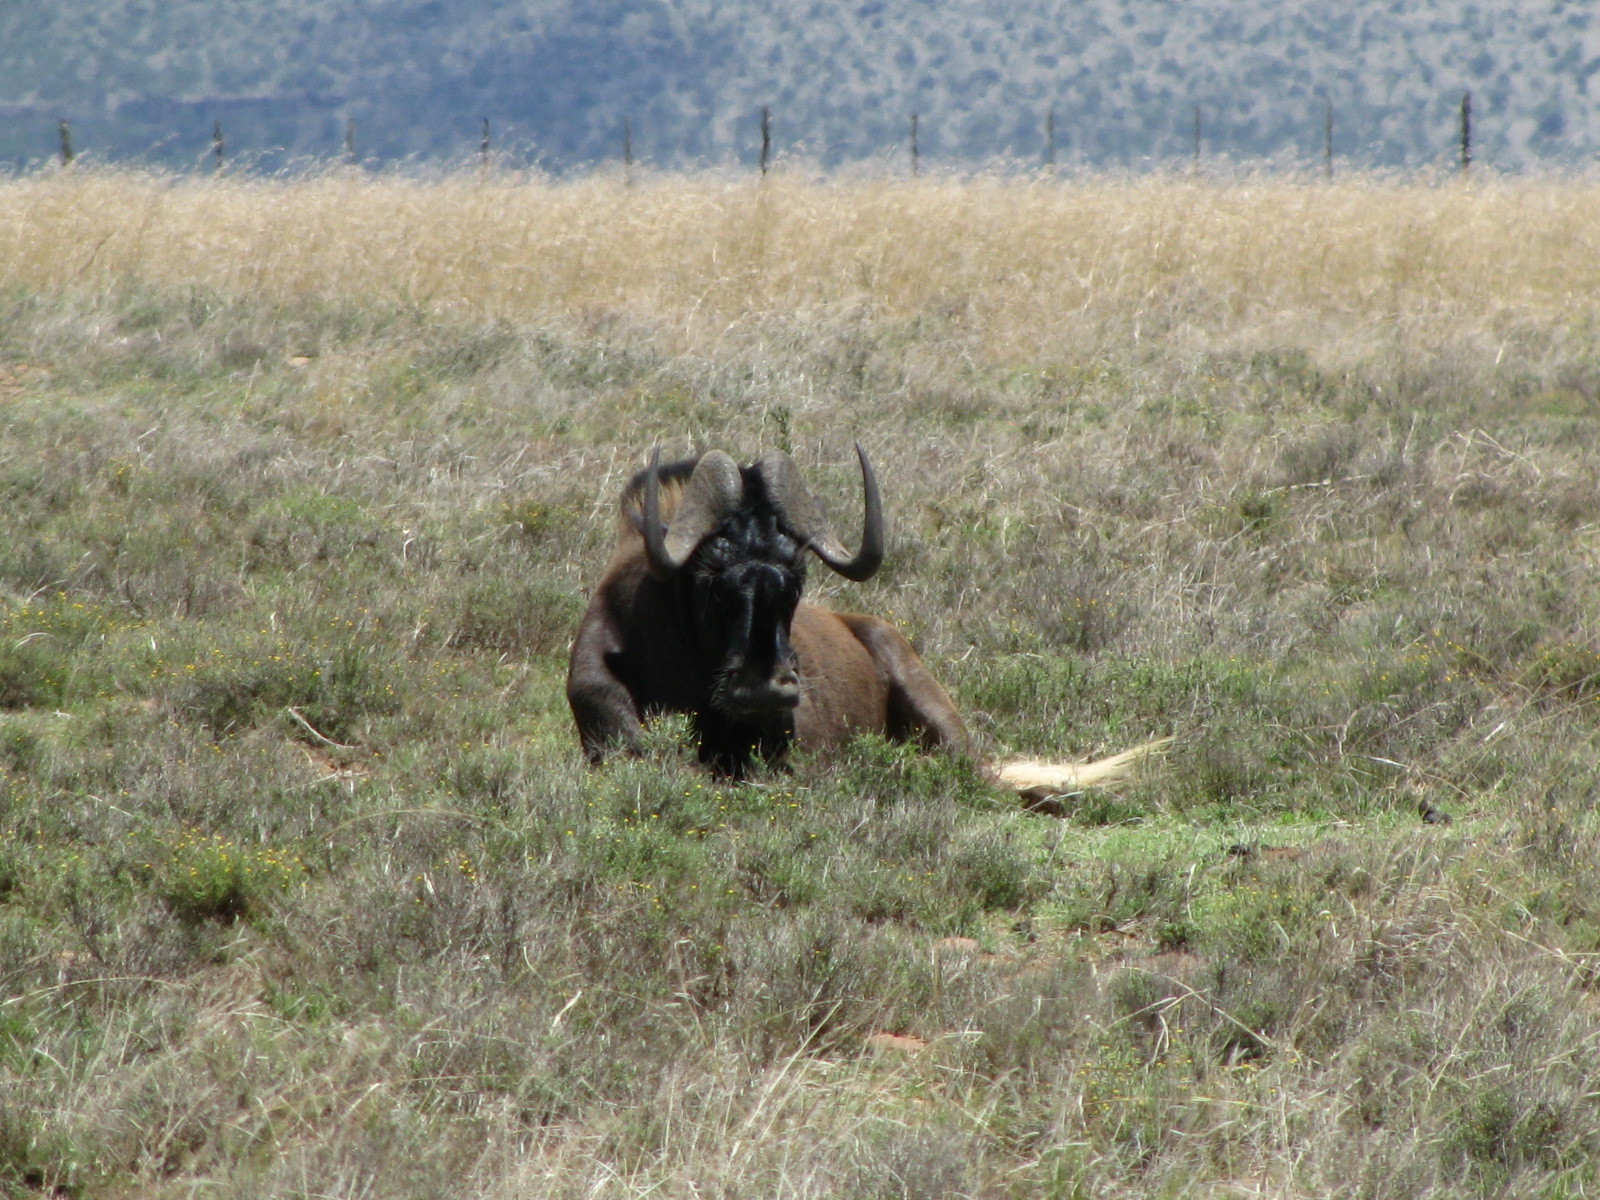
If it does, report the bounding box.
[1192,103,1202,169]
[58,120,74,166]
[1460,90,1472,174]
[213,121,224,174]
[480,118,490,174]
[1324,99,1333,181]
[911,112,920,176]
[624,117,634,185]
[345,118,357,166]
[1045,106,1056,170]
[760,106,771,175]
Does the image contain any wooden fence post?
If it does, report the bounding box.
[760,106,771,175]
[911,112,920,176]
[345,118,357,166]
[58,120,74,166]
[1324,99,1333,181]
[1045,106,1056,169]
[624,118,634,184]
[1192,103,1202,169]
[213,121,224,174]
[1460,90,1472,174]
[480,118,490,173]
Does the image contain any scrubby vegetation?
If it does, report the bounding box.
[0,167,1597,1196]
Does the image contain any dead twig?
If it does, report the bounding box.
[285,706,356,750]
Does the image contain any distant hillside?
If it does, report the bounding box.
[4,0,1598,172]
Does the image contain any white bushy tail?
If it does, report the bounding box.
[994,736,1173,800]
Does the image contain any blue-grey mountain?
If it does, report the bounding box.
[4,0,1595,172]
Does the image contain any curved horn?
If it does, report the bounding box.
[642,448,743,579]
[756,443,884,582]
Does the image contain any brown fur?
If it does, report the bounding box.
[569,454,1162,798]
[567,541,972,764]
[614,471,683,540]
[569,457,970,767]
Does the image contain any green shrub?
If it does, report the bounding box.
[448,576,584,655]
[167,635,398,742]
[149,830,306,923]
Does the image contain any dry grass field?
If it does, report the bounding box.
[0,166,1598,1198]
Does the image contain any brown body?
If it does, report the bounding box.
[568,550,971,766]
[569,447,1170,795]
[567,448,971,772]
[788,607,969,753]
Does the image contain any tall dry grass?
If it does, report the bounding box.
[3,167,1599,363]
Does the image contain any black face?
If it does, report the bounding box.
[689,509,807,721]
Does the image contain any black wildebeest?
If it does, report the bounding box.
[567,446,1165,792]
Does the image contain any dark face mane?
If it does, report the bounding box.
[687,481,808,722]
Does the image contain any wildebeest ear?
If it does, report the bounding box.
[644,449,743,578]
[755,444,884,582]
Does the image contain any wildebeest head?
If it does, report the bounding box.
[638,445,883,720]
